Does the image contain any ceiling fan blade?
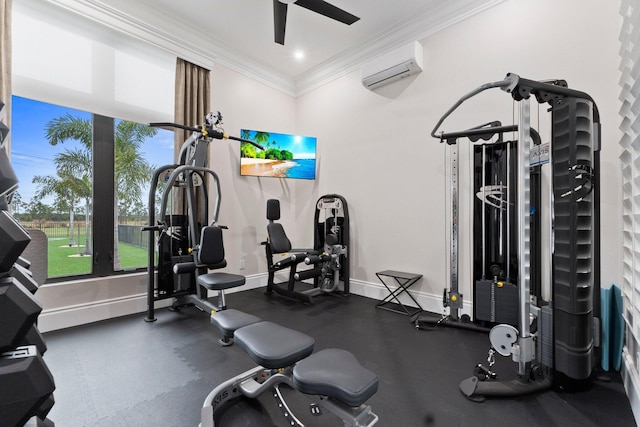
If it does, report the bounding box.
[294,0,360,25]
[273,0,288,45]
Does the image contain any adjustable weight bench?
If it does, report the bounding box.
[201,309,379,427]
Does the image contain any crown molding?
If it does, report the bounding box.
[294,0,507,96]
[38,0,505,98]
[40,0,216,68]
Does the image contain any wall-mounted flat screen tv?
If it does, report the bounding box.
[240,129,316,180]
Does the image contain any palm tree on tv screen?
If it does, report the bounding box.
[240,130,270,158]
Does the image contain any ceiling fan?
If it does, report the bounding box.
[273,0,360,45]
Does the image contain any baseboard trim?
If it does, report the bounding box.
[38,293,164,333]
[38,274,468,332]
[348,278,472,317]
[38,274,267,333]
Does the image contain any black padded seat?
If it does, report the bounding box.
[198,272,245,290]
[292,348,379,407]
[233,321,314,369]
[196,226,245,291]
[210,309,262,339]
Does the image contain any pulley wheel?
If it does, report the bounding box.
[489,324,518,357]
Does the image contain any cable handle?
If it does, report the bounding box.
[430,74,519,140]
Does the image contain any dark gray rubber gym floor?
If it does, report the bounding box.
[43,288,636,426]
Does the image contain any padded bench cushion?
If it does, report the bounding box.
[210,309,262,338]
[234,321,314,369]
[292,348,379,407]
[198,272,245,290]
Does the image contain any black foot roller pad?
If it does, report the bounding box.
[210,309,262,339]
[233,321,314,369]
[292,348,379,407]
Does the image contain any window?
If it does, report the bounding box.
[11,0,175,281]
[10,95,173,280]
[113,115,174,272]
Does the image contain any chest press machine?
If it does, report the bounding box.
[143,112,263,323]
[201,309,379,427]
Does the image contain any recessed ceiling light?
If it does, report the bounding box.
[294,50,305,60]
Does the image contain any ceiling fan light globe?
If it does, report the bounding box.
[279,0,296,4]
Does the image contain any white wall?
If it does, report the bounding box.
[206,63,305,275]
[295,0,623,307]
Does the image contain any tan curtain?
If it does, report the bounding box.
[174,58,211,161]
[173,59,211,223]
[0,0,11,149]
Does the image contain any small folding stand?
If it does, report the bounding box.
[375,270,423,316]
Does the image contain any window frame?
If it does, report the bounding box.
[92,114,116,277]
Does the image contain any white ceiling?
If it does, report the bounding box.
[44,0,506,95]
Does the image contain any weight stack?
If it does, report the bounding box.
[474,279,519,326]
[0,102,56,426]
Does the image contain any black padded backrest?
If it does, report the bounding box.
[198,226,225,266]
[267,223,291,254]
[266,199,281,221]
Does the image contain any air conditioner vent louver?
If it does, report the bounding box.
[361,41,423,90]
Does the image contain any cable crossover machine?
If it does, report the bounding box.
[417,73,601,399]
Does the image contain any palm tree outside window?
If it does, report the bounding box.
[10,95,172,280]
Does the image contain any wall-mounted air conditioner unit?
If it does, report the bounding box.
[361,41,423,90]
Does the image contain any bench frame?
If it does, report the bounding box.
[202,309,379,427]
[200,363,379,427]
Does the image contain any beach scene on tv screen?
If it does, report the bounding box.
[240,129,316,180]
